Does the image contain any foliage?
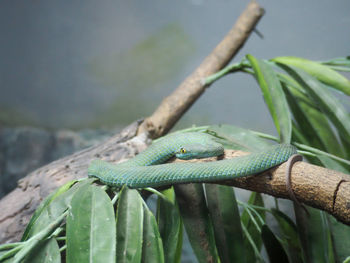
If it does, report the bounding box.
[1,55,350,262]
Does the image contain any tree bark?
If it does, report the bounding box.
[0,121,145,243]
[171,150,350,226]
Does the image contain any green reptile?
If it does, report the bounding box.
[88,132,298,189]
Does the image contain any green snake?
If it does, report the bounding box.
[88,132,298,189]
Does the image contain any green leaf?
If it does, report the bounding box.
[23,178,95,241]
[279,64,350,156]
[321,57,350,72]
[271,209,304,263]
[241,192,265,263]
[66,184,116,263]
[23,238,60,263]
[291,122,310,146]
[272,56,350,96]
[142,207,164,263]
[157,188,183,263]
[116,187,144,263]
[261,224,289,263]
[205,185,246,263]
[295,207,333,263]
[207,124,271,151]
[322,56,350,67]
[246,54,292,143]
[327,215,350,263]
[294,142,350,167]
[317,155,350,174]
[279,74,345,156]
[283,84,323,147]
[204,60,249,85]
[174,184,218,263]
[0,244,20,262]
[21,180,77,241]
[281,79,344,157]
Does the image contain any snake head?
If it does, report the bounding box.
[175,143,224,160]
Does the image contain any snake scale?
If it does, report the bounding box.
[88,132,297,188]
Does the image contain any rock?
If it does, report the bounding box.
[0,127,112,198]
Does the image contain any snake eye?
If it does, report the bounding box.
[180,148,186,154]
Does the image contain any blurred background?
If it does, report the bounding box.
[1,0,349,133]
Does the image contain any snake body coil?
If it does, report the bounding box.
[88,132,297,188]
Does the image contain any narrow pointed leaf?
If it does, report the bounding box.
[116,187,144,263]
[0,244,21,262]
[294,142,350,167]
[317,155,350,174]
[23,238,60,263]
[327,214,350,262]
[291,122,310,146]
[205,184,246,263]
[21,180,77,241]
[23,179,95,241]
[271,209,304,263]
[283,84,324,148]
[142,207,164,263]
[295,207,332,263]
[322,56,350,67]
[272,56,350,95]
[282,81,344,156]
[261,224,289,263]
[279,64,350,155]
[321,57,350,72]
[241,192,265,263]
[66,184,116,263]
[157,188,183,263]
[174,184,218,263]
[247,54,292,143]
[208,124,271,151]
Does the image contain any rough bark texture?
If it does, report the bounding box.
[171,149,350,226]
[137,1,265,138]
[0,120,146,243]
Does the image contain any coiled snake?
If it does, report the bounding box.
[88,132,300,190]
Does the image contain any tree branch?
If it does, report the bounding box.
[171,149,350,226]
[137,1,265,138]
[0,121,144,243]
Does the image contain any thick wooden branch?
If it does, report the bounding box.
[138,1,265,138]
[0,121,144,243]
[171,150,350,226]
